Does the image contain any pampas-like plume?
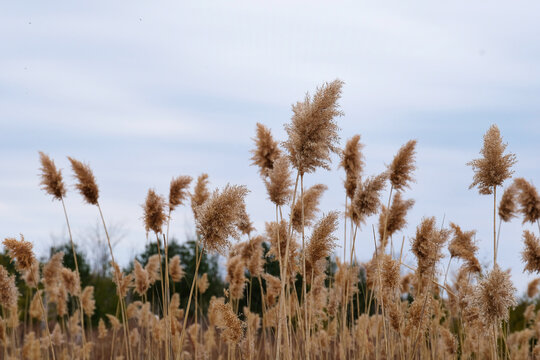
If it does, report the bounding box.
[68,157,100,204]
[283,79,343,175]
[470,265,516,327]
[39,152,66,200]
[0,265,19,309]
[522,230,540,273]
[106,314,121,331]
[195,184,249,255]
[237,205,255,237]
[404,291,432,337]
[514,178,540,224]
[61,267,81,296]
[81,286,96,317]
[467,125,516,195]
[51,323,64,346]
[145,254,161,284]
[3,235,36,272]
[143,189,166,234]
[381,254,400,292]
[191,173,210,218]
[449,223,481,273]
[305,212,338,278]
[251,123,282,177]
[339,135,364,199]
[169,176,192,212]
[169,255,185,283]
[208,297,245,345]
[22,331,40,360]
[263,273,281,307]
[265,221,298,276]
[378,192,415,248]
[350,173,387,226]
[111,262,133,298]
[411,217,449,277]
[22,259,40,288]
[388,140,417,191]
[527,278,540,298]
[226,255,246,300]
[440,327,457,355]
[133,260,150,296]
[499,184,518,222]
[291,184,327,232]
[98,318,108,339]
[42,252,64,293]
[264,156,293,206]
[198,273,209,294]
[236,236,265,277]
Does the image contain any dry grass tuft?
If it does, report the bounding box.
[251,123,282,177]
[38,151,66,200]
[467,124,516,195]
[68,157,100,204]
[388,139,417,191]
[283,79,343,175]
[195,184,249,255]
[339,135,364,199]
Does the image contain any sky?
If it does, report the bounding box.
[1,1,539,294]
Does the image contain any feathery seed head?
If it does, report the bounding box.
[350,172,387,226]
[38,152,66,200]
[168,176,192,212]
[514,178,540,224]
[411,217,449,281]
[195,184,249,255]
[527,278,540,298]
[283,80,343,175]
[339,135,364,199]
[522,230,540,274]
[61,267,81,296]
[191,173,210,219]
[378,192,414,248]
[448,223,478,261]
[305,212,338,278]
[471,265,516,328]
[169,255,185,283]
[3,235,36,272]
[291,184,327,232]
[143,189,166,234]
[198,273,210,294]
[0,265,19,309]
[81,286,95,317]
[467,125,516,195]
[499,184,518,222]
[250,123,282,177]
[68,157,99,205]
[226,255,246,300]
[264,156,293,206]
[388,140,417,191]
[133,260,150,296]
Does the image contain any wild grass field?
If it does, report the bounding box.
[1,79,540,360]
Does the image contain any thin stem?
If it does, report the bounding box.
[38,293,57,360]
[97,202,132,360]
[276,171,300,360]
[61,198,87,349]
[300,173,310,360]
[178,243,206,353]
[494,185,497,267]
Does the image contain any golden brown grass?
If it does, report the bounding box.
[2,81,539,360]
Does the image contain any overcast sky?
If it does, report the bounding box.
[1,1,539,294]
